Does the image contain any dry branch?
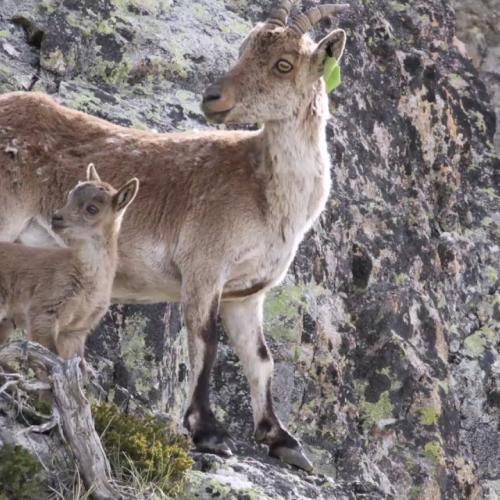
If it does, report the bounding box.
[0,341,118,500]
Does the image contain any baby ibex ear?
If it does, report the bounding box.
[311,29,346,76]
[113,178,139,213]
[86,163,102,182]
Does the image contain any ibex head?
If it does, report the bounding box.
[202,1,348,124]
[51,164,139,241]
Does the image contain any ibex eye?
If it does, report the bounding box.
[86,204,99,215]
[275,59,293,73]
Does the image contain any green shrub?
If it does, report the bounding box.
[93,403,193,496]
[0,444,47,499]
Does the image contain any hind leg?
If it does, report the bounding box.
[181,274,231,455]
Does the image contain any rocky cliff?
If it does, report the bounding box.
[0,0,498,498]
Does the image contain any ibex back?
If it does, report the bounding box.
[0,1,348,470]
[0,165,138,361]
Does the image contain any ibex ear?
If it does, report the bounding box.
[113,178,139,213]
[86,163,101,182]
[311,29,346,76]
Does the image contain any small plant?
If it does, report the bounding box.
[0,444,47,499]
[92,403,193,497]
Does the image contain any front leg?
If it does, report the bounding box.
[55,330,87,360]
[220,294,313,472]
[182,278,231,456]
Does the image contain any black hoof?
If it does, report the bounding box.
[270,444,314,472]
[193,429,233,457]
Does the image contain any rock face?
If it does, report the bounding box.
[451,0,500,151]
[0,1,498,498]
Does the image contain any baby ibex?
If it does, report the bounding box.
[0,165,139,361]
[0,1,348,471]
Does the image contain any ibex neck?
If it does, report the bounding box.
[70,232,119,277]
[260,85,331,232]
[262,85,330,173]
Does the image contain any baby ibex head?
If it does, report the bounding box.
[202,1,348,123]
[52,164,139,242]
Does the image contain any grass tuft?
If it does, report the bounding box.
[0,444,47,499]
[93,402,193,497]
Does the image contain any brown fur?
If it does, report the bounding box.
[0,168,138,359]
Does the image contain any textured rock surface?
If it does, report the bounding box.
[451,0,500,151]
[0,0,499,498]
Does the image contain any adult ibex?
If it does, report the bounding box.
[0,164,139,361]
[0,1,348,471]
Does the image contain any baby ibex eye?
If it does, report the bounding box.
[86,204,99,215]
[275,59,293,73]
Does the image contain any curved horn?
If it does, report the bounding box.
[265,0,294,28]
[289,4,349,35]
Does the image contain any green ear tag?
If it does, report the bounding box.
[323,57,341,93]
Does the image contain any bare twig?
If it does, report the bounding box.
[0,341,119,500]
[0,378,19,395]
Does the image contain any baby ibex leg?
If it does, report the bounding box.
[56,331,96,379]
[183,282,231,456]
[56,331,86,360]
[28,311,58,353]
[0,319,14,345]
[221,295,313,472]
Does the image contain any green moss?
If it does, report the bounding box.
[191,3,210,22]
[221,18,251,35]
[42,49,73,75]
[471,111,487,134]
[394,273,410,286]
[409,484,424,500]
[175,89,202,118]
[424,441,443,467]
[0,445,47,499]
[264,285,307,342]
[359,390,393,428]
[485,265,498,286]
[121,313,156,394]
[0,30,9,38]
[93,403,193,496]
[96,19,115,35]
[38,0,56,14]
[418,407,439,426]
[93,57,133,87]
[390,1,408,12]
[29,394,52,419]
[464,326,496,357]
[184,471,271,500]
[447,73,469,90]
[72,92,103,114]
[481,187,500,202]
[112,0,172,16]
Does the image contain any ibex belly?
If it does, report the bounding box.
[222,239,297,301]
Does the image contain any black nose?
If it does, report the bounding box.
[202,84,222,104]
[52,213,63,223]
